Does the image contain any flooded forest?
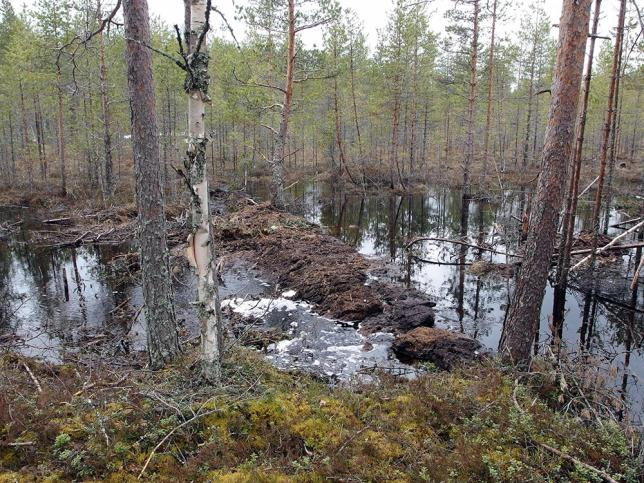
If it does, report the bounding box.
[0,0,642,480]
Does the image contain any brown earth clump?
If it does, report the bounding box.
[393,327,483,370]
[216,201,383,321]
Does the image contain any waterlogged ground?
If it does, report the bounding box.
[248,180,644,421]
[0,207,412,382]
[1,180,642,420]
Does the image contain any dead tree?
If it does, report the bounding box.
[588,0,626,269]
[123,0,181,368]
[499,0,592,364]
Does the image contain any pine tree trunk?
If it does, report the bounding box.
[482,0,497,178]
[97,2,114,202]
[553,0,603,328]
[8,110,16,178]
[19,81,33,187]
[349,42,363,160]
[123,0,180,369]
[499,0,592,364]
[270,0,295,209]
[602,34,624,235]
[56,68,67,196]
[33,95,46,181]
[463,0,479,194]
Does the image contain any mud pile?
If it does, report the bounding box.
[216,200,472,361]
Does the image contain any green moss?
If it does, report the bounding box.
[0,351,637,481]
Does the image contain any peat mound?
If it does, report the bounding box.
[217,201,383,321]
[216,200,439,341]
[393,327,483,370]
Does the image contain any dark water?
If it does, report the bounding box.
[0,205,410,381]
[1,181,642,420]
[248,180,644,422]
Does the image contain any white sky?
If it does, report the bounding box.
[13,0,621,52]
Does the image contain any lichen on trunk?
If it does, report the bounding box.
[182,0,223,382]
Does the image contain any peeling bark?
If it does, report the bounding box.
[182,0,223,382]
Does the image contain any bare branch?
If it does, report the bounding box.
[294,17,332,33]
[124,38,186,71]
[260,123,278,136]
[232,68,286,94]
[211,5,242,49]
[293,71,337,83]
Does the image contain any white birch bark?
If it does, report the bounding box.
[184,0,223,382]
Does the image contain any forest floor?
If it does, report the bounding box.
[0,349,639,482]
[1,183,642,481]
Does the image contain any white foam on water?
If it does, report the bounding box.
[221,297,309,318]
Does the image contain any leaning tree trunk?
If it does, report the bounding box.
[123,0,180,369]
[270,0,295,209]
[499,0,592,365]
[591,0,626,244]
[183,0,224,382]
[590,0,626,253]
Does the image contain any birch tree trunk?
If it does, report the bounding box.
[123,0,181,369]
[499,0,592,365]
[183,0,224,382]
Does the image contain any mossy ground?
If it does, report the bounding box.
[0,349,638,482]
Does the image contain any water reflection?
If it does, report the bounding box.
[248,180,643,421]
[0,219,132,361]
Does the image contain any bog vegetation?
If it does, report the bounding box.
[0,0,642,481]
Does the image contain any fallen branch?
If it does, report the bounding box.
[568,241,644,256]
[570,220,644,271]
[631,255,644,291]
[405,236,520,258]
[22,362,42,393]
[411,255,472,266]
[512,378,618,483]
[577,176,599,199]
[42,216,72,225]
[137,408,217,479]
[536,442,619,483]
[611,216,642,229]
[8,441,35,447]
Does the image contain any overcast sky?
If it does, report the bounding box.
[12,0,621,52]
